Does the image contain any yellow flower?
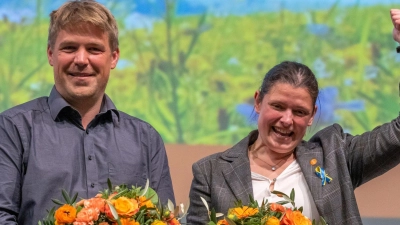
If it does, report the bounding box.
[139,196,155,208]
[229,206,259,219]
[54,204,76,223]
[265,216,280,225]
[120,218,140,225]
[112,197,139,217]
[151,220,167,225]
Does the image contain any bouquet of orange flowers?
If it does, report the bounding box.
[38,179,187,225]
[203,189,327,225]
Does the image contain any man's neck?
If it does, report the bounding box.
[68,96,104,129]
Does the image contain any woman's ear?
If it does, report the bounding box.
[308,105,318,126]
[254,91,261,114]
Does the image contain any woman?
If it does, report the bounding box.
[186,10,400,225]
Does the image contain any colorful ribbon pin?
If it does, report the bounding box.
[315,166,333,186]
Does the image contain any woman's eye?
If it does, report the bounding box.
[272,104,283,110]
[294,110,307,116]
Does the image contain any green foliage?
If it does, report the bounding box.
[206,189,328,225]
[38,179,183,225]
[2,1,400,144]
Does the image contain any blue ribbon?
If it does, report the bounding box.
[315,166,332,186]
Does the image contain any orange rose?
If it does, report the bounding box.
[112,197,139,217]
[280,208,294,225]
[89,197,107,212]
[281,209,312,225]
[139,196,155,208]
[75,207,100,222]
[120,218,140,225]
[269,203,286,213]
[292,211,312,225]
[265,216,280,225]
[216,219,229,225]
[229,206,259,219]
[54,204,76,223]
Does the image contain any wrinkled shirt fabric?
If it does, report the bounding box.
[0,87,175,224]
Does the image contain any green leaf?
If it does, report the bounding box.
[271,190,289,199]
[274,200,290,205]
[167,199,175,212]
[140,179,150,197]
[215,213,224,218]
[319,216,328,225]
[116,218,122,225]
[225,217,236,225]
[107,201,119,220]
[71,192,78,204]
[210,208,217,223]
[136,209,145,222]
[51,198,64,206]
[290,188,295,202]
[111,188,129,200]
[200,196,210,216]
[108,178,113,191]
[61,189,71,204]
[143,187,159,205]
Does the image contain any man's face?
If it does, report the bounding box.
[47,23,119,105]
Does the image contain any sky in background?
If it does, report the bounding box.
[2,0,400,24]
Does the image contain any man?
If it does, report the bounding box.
[0,1,175,224]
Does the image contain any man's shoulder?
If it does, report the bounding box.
[115,110,160,133]
[0,97,49,119]
[117,111,151,125]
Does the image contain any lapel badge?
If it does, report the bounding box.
[310,158,317,166]
[315,166,332,186]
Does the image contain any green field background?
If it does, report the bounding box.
[1,1,400,145]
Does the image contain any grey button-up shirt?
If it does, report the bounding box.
[0,87,175,224]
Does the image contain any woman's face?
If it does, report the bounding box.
[254,82,317,154]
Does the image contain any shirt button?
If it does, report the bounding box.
[88,155,92,160]
[91,183,95,188]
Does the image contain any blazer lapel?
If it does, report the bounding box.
[295,142,325,216]
[220,134,254,203]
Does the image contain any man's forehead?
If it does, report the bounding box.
[62,22,106,35]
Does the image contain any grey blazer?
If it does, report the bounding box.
[187,119,400,225]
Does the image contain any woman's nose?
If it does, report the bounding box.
[280,110,293,126]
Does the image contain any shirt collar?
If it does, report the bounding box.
[48,86,120,121]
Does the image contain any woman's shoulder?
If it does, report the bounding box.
[308,123,346,142]
[192,131,254,167]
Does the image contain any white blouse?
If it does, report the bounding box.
[251,160,320,221]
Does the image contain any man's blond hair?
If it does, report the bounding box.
[48,0,119,51]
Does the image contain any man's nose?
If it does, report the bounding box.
[74,48,89,66]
